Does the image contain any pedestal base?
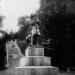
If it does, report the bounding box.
[27,45,44,56]
[15,66,59,75]
[19,56,51,66]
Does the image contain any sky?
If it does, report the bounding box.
[0,0,40,34]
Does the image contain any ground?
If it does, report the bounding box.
[0,68,75,75]
[59,71,75,75]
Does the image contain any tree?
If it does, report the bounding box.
[17,16,32,40]
[37,0,75,68]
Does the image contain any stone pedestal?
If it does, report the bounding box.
[28,45,44,56]
[19,45,51,66]
[19,56,51,66]
[15,66,59,75]
[15,45,59,75]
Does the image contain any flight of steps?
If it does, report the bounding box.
[15,45,59,75]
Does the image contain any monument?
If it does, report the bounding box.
[6,16,59,75]
[14,44,59,75]
[15,21,59,75]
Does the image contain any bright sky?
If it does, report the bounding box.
[0,0,40,33]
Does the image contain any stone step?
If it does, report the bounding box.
[19,56,51,66]
[26,46,44,56]
[15,66,59,75]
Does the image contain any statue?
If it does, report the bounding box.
[26,15,41,46]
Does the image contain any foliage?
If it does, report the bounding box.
[37,0,75,67]
[17,16,32,39]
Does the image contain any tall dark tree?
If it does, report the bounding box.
[37,0,75,69]
[0,30,12,70]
